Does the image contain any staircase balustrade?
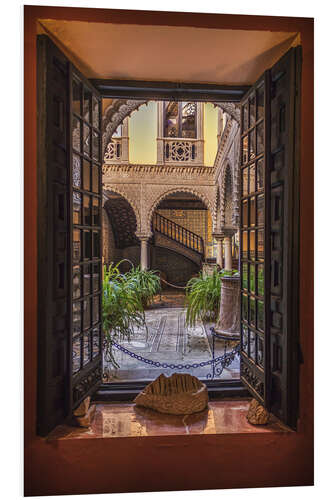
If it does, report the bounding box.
[153,213,204,258]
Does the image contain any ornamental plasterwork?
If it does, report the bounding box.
[102,163,215,183]
[102,99,146,156]
[103,184,141,232]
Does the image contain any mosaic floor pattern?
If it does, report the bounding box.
[103,306,240,382]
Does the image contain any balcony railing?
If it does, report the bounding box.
[104,138,122,162]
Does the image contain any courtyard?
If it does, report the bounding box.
[103,290,240,383]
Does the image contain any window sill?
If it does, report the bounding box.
[47,398,292,441]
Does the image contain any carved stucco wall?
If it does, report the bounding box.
[214,120,241,230]
[103,178,217,236]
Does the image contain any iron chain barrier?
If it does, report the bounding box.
[109,339,240,379]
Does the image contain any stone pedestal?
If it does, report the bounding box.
[215,275,240,340]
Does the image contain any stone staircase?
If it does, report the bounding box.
[152,213,204,267]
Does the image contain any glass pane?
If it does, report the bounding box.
[72,78,81,116]
[73,301,81,335]
[242,262,248,289]
[242,324,248,352]
[257,300,264,331]
[249,94,255,127]
[249,230,256,261]
[242,200,248,227]
[92,164,99,194]
[83,159,91,192]
[93,294,100,324]
[92,131,100,161]
[83,264,91,295]
[83,298,91,330]
[242,135,248,164]
[249,264,255,293]
[242,167,248,196]
[257,264,264,296]
[250,297,256,326]
[249,330,256,360]
[72,117,81,152]
[84,230,92,259]
[242,293,248,322]
[181,102,196,138]
[165,101,179,137]
[257,85,264,120]
[93,231,100,258]
[256,121,264,154]
[73,229,81,263]
[73,265,81,299]
[242,231,248,259]
[83,124,90,157]
[72,154,81,188]
[83,87,91,123]
[93,262,100,292]
[92,96,99,129]
[249,197,255,226]
[92,326,100,357]
[83,195,91,226]
[249,129,255,161]
[257,158,264,191]
[73,192,82,225]
[249,164,255,194]
[257,230,264,261]
[92,197,100,226]
[83,331,91,366]
[257,336,264,367]
[257,194,264,226]
[72,336,81,374]
[242,104,248,132]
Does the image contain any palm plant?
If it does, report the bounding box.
[185,268,238,326]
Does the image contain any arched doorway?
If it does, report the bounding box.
[150,190,215,287]
[103,190,139,272]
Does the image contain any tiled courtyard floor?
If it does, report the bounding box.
[103,291,240,382]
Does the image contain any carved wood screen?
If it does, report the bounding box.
[70,65,103,412]
[37,35,103,435]
[240,47,301,428]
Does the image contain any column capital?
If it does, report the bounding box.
[136,231,152,241]
[212,232,225,241]
[220,227,238,239]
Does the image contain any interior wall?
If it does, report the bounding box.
[24,6,313,496]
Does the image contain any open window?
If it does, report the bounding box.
[37,34,301,435]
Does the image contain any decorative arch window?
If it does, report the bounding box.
[164,101,197,138]
[157,101,204,164]
[104,118,129,164]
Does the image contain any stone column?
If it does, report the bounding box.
[136,233,152,270]
[214,275,240,340]
[221,228,236,270]
[212,233,224,269]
